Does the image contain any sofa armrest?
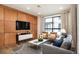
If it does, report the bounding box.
[41,44,74,54]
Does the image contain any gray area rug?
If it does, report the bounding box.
[12,43,42,54]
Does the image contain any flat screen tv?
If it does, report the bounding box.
[16,21,30,30]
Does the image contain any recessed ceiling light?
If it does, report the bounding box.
[38,12,41,14]
[59,7,63,10]
[26,7,31,10]
[37,5,41,8]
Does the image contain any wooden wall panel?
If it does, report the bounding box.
[0,5,37,48]
[4,7,17,21]
[0,20,4,33]
[0,5,4,33]
[28,15,34,23]
[0,5,4,20]
[27,15,37,39]
[26,14,29,21]
[0,5,4,48]
[0,34,4,48]
[32,17,37,39]
[18,12,26,21]
[5,21,16,33]
[3,7,17,47]
[34,17,37,25]
[5,33,16,46]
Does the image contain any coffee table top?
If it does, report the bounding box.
[28,39,48,46]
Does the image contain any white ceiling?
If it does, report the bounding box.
[4,4,71,16]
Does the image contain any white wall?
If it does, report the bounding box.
[37,16,42,38]
[77,5,79,53]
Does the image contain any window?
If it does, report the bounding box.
[44,16,61,33]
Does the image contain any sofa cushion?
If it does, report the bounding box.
[48,32,57,41]
[42,32,48,39]
[53,38,63,47]
[61,35,72,50]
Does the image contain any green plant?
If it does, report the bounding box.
[38,38,43,42]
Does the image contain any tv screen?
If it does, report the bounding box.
[16,21,30,30]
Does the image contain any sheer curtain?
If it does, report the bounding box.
[61,6,77,52]
[61,11,72,34]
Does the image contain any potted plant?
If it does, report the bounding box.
[38,34,43,42]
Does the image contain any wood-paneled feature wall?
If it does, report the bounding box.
[0,5,37,48]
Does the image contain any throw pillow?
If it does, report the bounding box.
[61,35,72,50]
[53,38,63,47]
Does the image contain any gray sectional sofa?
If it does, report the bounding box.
[41,34,75,54]
[41,44,74,54]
